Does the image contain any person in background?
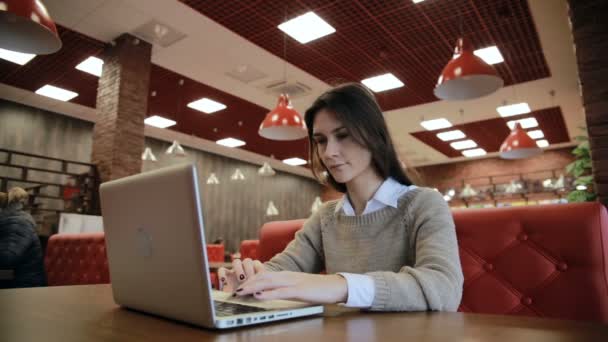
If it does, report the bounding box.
[218,83,463,312]
[0,187,47,289]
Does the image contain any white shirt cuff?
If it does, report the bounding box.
[337,273,375,308]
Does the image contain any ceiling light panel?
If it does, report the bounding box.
[0,48,35,65]
[75,56,104,77]
[450,139,478,150]
[144,115,176,128]
[496,102,531,117]
[462,148,487,157]
[216,137,246,148]
[536,139,549,148]
[420,118,452,131]
[527,130,544,139]
[187,98,227,114]
[282,157,307,166]
[507,117,539,130]
[361,73,405,92]
[436,130,466,141]
[35,85,78,102]
[474,46,504,64]
[278,12,336,44]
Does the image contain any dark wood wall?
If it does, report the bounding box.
[142,138,321,252]
[0,99,94,209]
[0,99,322,252]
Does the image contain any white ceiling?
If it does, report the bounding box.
[15,0,584,166]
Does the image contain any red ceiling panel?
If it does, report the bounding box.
[410,107,570,158]
[1,0,555,165]
[0,26,105,108]
[0,25,308,163]
[182,0,551,111]
[148,65,309,161]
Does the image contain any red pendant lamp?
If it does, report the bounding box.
[434,38,503,101]
[0,0,61,54]
[258,94,307,140]
[499,123,542,159]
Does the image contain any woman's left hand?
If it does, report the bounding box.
[234,271,348,304]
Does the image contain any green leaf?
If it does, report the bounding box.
[566,162,576,175]
[567,190,589,202]
[574,175,594,185]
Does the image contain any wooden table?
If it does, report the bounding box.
[1,284,607,341]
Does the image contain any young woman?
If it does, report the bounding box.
[218,83,463,311]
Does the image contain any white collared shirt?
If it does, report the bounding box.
[336,177,414,308]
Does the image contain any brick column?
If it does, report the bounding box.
[92,33,152,183]
[568,1,608,205]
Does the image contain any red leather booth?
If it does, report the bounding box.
[239,239,260,260]
[45,233,224,288]
[255,202,608,323]
[44,233,110,286]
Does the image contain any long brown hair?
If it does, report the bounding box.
[304,83,414,193]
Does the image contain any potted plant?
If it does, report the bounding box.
[565,131,596,202]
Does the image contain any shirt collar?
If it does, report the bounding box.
[335,177,405,214]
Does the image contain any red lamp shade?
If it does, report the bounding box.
[499,123,542,159]
[0,0,61,54]
[258,94,307,141]
[434,38,503,101]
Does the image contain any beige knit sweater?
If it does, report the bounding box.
[265,187,464,311]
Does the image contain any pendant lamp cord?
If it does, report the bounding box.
[283,6,288,86]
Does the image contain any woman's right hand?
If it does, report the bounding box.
[217,258,265,292]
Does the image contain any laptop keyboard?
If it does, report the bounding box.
[213,301,268,317]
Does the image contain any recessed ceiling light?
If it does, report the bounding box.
[35,85,78,102]
[496,102,531,117]
[507,117,538,130]
[450,139,478,150]
[536,139,549,148]
[420,118,452,131]
[413,0,426,3]
[0,47,35,65]
[144,115,176,128]
[278,11,336,44]
[462,148,487,157]
[436,130,466,141]
[474,46,504,64]
[282,157,307,166]
[527,129,544,139]
[187,98,227,114]
[216,137,246,148]
[75,56,104,77]
[361,73,404,92]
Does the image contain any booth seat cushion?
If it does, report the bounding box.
[256,203,608,323]
[258,219,306,262]
[206,244,225,263]
[455,202,608,323]
[239,240,259,260]
[44,233,110,286]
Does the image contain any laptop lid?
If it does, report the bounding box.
[100,163,216,327]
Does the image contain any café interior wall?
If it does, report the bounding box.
[0,99,322,253]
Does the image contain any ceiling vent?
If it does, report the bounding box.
[226,64,267,83]
[263,80,312,98]
[132,19,187,48]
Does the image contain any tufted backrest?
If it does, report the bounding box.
[239,240,259,260]
[256,202,608,323]
[44,233,110,286]
[455,202,608,323]
[258,219,306,262]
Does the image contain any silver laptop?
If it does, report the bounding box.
[99,163,323,329]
